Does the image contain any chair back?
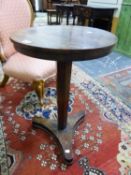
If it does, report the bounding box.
[0,0,33,60]
[73,5,91,25]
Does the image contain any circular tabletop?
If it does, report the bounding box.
[11,26,117,62]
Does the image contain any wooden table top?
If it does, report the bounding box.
[11,25,117,62]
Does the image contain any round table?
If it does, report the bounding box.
[11,25,117,164]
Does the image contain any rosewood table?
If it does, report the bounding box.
[11,26,117,164]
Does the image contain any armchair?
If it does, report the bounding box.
[0,0,56,104]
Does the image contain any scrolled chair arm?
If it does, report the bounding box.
[0,40,9,87]
[0,40,6,63]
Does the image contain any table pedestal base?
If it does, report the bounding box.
[32,111,85,164]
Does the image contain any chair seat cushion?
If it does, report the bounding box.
[3,53,56,82]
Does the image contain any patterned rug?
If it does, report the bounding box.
[0,65,131,175]
[99,67,131,108]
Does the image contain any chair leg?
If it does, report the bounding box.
[32,80,44,105]
[0,74,9,87]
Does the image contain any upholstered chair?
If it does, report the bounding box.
[0,0,56,104]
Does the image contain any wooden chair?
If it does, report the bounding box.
[73,5,91,26]
[0,0,56,104]
[46,0,62,24]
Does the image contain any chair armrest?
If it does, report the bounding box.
[28,0,35,26]
[0,42,6,63]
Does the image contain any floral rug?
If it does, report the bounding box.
[0,65,131,175]
[99,67,131,108]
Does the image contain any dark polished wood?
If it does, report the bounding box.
[54,3,74,25]
[11,26,117,163]
[73,5,92,25]
[11,26,117,61]
[88,7,116,31]
[73,5,116,31]
[33,111,85,164]
[51,3,116,31]
[57,61,72,130]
